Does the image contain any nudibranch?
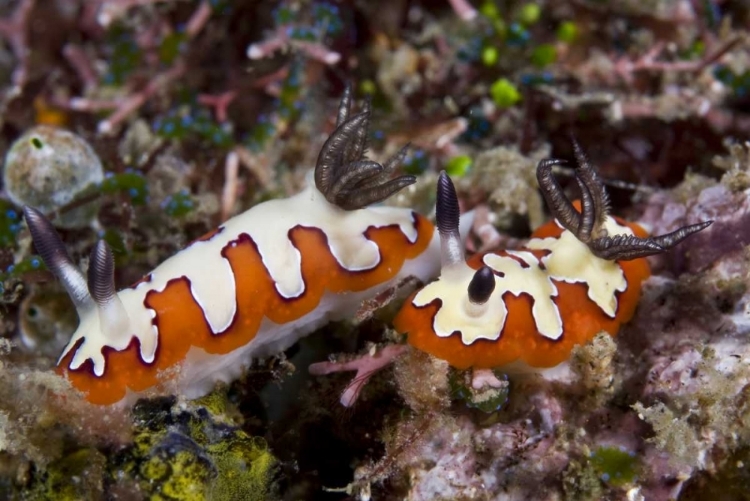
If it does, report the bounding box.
[24,88,441,406]
[394,144,712,370]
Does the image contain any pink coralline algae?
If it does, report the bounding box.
[641,183,750,274]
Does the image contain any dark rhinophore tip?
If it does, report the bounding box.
[436,171,465,267]
[336,83,353,127]
[652,220,713,249]
[590,219,715,261]
[468,266,496,305]
[23,206,92,310]
[88,240,117,306]
[23,206,69,273]
[436,171,460,238]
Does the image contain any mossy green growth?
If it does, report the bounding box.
[278,63,304,121]
[714,66,750,98]
[101,228,128,257]
[481,46,499,67]
[506,22,529,46]
[312,3,344,36]
[556,21,578,43]
[100,171,149,205]
[24,448,106,501]
[288,26,317,42]
[589,446,639,486]
[104,25,142,86]
[0,200,21,248]
[246,119,276,152]
[445,155,472,177]
[2,254,45,294]
[4,256,44,278]
[162,189,195,217]
[273,5,296,25]
[531,43,556,68]
[490,78,522,108]
[479,0,500,21]
[449,370,509,413]
[403,150,429,175]
[160,32,188,65]
[155,109,233,148]
[683,39,705,59]
[517,3,541,25]
[359,79,377,96]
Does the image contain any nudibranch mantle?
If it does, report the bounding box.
[25,87,441,405]
[61,185,424,378]
[395,146,712,371]
[525,217,632,318]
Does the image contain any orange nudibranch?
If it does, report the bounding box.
[24,88,441,406]
[394,214,650,369]
[394,147,712,371]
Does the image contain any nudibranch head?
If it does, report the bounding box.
[394,145,713,370]
[24,87,434,406]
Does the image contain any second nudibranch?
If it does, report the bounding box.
[24,88,440,406]
[394,146,712,370]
